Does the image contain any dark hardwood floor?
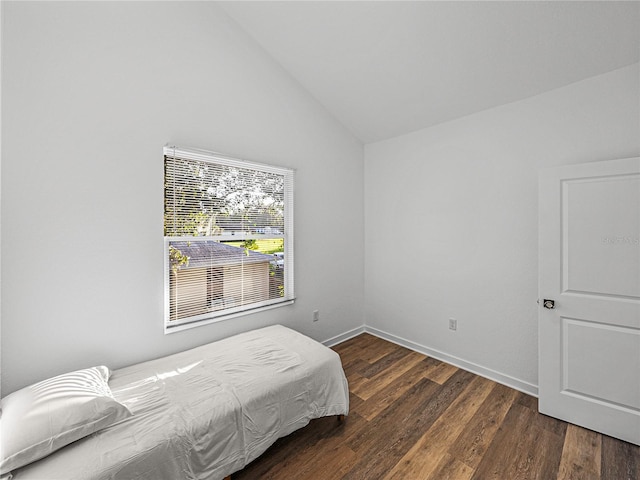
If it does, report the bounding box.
[233,333,640,480]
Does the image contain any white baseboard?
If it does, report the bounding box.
[322,325,366,348]
[327,324,538,397]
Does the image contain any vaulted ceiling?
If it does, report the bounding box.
[220,1,640,144]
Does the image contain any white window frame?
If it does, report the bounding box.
[163,145,295,334]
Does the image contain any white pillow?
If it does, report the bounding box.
[0,366,132,474]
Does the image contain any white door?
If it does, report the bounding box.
[539,157,640,446]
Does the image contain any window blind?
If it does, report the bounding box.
[163,146,294,331]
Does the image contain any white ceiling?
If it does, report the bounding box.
[220,1,640,144]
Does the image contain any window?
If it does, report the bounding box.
[164,146,294,332]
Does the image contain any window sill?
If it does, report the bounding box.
[164,299,295,334]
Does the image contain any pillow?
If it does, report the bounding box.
[0,366,132,474]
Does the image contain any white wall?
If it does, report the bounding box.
[1,2,364,395]
[3,2,637,399]
[364,64,640,392]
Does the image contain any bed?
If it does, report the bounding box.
[0,325,349,480]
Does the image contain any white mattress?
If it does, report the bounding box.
[10,325,349,480]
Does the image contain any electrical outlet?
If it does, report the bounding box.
[449,318,457,331]
[313,310,320,322]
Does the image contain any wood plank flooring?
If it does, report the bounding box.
[233,333,640,480]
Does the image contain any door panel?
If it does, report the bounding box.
[563,175,640,298]
[539,157,640,446]
[562,318,640,409]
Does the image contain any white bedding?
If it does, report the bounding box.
[9,325,349,480]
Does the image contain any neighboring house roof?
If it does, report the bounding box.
[171,241,274,269]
